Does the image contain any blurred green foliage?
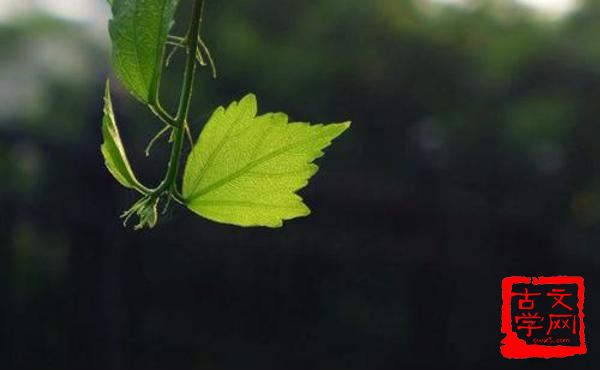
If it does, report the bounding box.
[1,0,600,369]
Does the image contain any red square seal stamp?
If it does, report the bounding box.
[501,276,586,359]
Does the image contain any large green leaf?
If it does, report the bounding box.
[101,80,146,192]
[182,94,350,227]
[108,0,179,103]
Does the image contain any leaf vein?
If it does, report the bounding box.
[186,104,251,196]
[188,131,330,199]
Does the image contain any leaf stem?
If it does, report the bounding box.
[154,0,204,195]
[150,103,176,127]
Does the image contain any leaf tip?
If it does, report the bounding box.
[299,203,312,217]
[338,121,351,132]
[239,93,258,112]
[323,120,351,141]
[268,221,284,228]
[241,92,257,103]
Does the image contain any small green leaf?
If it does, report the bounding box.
[101,80,146,192]
[182,94,350,227]
[109,0,179,103]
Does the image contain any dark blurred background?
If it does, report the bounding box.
[0,0,599,369]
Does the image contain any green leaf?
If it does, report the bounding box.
[182,94,350,227]
[108,0,179,103]
[101,80,146,192]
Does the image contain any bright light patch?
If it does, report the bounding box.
[0,1,27,21]
[517,0,579,15]
[431,0,469,4]
[422,0,580,17]
[0,0,109,24]
[37,0,97,21]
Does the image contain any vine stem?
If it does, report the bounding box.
[153,0,204,196]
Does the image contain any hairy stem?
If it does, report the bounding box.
[154,0,203,195]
